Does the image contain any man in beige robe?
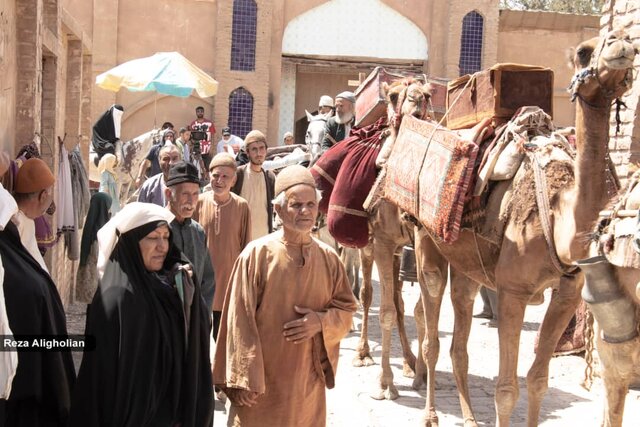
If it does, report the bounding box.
[213,165,357,427]
[194,153,251,338]
[231,130,275,240]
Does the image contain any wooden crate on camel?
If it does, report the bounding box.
[446,63,554,130]
[355,67,449,128]
[381,115,479,243]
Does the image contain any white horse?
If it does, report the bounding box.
[305,110,332,165]
[89,128,160,203]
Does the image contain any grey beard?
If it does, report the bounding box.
[334,111,354,125]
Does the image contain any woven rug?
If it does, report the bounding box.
[383,115,478,243]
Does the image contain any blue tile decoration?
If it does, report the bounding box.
[228,87,254,139]
[459,11,484,76]
[231,0,257,71]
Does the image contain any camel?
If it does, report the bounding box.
[353,79,466,406]
[580,169,640,426]
[399,29,637,427]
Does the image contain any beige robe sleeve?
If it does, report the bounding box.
[240,201,252,248]
[212,249,265,394]
[314,255,357,389]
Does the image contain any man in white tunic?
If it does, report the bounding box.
[231,130,275,240]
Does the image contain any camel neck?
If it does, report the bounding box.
[572,97,613,235]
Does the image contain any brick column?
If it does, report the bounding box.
[15,0,43,154]
[64,39,83,149]
[80,54,93,163]
[602,0,640,181]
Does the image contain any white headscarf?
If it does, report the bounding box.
[0,183,17,231]
[98,153,117,176]
[97,202,174,278]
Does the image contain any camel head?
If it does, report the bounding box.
[568,29,637,104]
[383,78,432,129]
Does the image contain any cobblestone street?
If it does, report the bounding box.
[213,267,640,427]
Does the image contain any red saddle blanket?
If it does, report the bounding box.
[382,115,478,243]
[311,118,387,214]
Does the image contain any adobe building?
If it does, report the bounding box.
[0,0,601,303]
[91,0,599,149]
[0,0,93,304]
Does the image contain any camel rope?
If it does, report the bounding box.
[582,307,595,391]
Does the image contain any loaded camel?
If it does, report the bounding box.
[584,185,640,427]
[403,29,636,427]
[354,78,482,427]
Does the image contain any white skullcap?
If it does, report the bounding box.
[319,95,334,108]
[97,202,175,278]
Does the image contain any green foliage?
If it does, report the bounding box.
[499,0,604,14]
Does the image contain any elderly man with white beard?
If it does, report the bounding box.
[164,161,215,310]
[321,91,356,152]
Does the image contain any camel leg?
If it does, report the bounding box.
[413,297,427,389]
[494,287,528,427]
[525,275,581,427]
[601,371,629,427]
[393,254,417,377]
[414,230,448,425]
[353,242,374,367]
[449,270,481,427]
[371,241,399,401]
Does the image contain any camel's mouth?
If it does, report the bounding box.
[603,55,635,70]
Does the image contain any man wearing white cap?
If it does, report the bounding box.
[318,95,334,116]
[321,91,356,152]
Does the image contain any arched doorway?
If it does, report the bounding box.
[279,0,428,144]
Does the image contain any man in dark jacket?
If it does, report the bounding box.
[164,161,215,310]
[231,130,275,240]
[321,91,356,152]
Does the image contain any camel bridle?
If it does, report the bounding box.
[568,35,634,107]
[391,80,431,130]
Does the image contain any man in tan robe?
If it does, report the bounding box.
[194,153,251,338]
[213,165,357,427]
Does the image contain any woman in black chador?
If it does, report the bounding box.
[70,202,213,427]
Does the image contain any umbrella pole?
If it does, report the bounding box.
[154,93,157,129]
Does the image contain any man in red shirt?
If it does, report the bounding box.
[189,105,215,168]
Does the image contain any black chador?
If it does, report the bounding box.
[0,221,76,426]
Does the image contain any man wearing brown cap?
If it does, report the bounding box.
[1,157,76,425]
[231,130,275,241]
[11,158,55,273]
[213,165,357,426]
[165,161,215,310]
[193,153,251,339]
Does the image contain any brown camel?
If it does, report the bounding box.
[582,170,640,426]
[586,265,640,427]
[352,79,431,401]
[355,80,482,427]
[400,29,637,427]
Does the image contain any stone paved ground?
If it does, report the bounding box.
[64,269,640,426]
[213,266,640,427]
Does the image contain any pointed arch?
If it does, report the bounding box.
[459,11,484,76]
[231,0,257,71]
[282,0,427,60]
[228,87,254,139]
